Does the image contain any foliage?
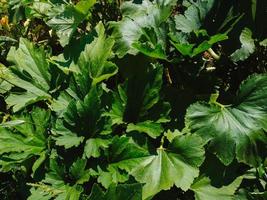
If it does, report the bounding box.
[0,0,266,199]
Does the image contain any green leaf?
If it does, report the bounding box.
[126,120,163,139]
[251,0,257,21]
[0,119,25,127]
[63,86,101,136]
[44,151,66,186]
[52,120,84,149]
[77,22,118,85]
[107,64,167,125]
[27,2,53,17]
[112,135,205,199]
[164,129,183,143]
[47,6,84,46]
[105,85,127,125]
[97,166,129,189]
[84,138,111,158]
[88,183,142,200]
[259,38,267,47]
[32,151,47,177]
[170,40,195,56]
[111,0,176,57]
[6,38,52,112]
[132,42,167,60]
[7,38,51,90]
[30,151,84,199]
[28,187,52,200]
[170,33,228,57]
[0,36,17,43]
[0,67,12,94]
[175,0,215,33]
[186,74,267,166]
[75,0,96,15]
[69,158,91,184]
[109,136,149,164]
[0,108,50,172]
[191,176,243,200]
[230,28,255,62]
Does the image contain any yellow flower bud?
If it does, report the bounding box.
[0,15,10,30]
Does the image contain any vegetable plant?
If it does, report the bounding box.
[0,0,266,199]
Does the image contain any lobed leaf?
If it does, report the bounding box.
[186,74,267,166]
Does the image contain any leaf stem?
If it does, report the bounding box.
[158,135,166,150]
[164,67,173,85]
[208,48,220,60]
[209,91,225,109]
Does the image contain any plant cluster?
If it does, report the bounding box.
[0,0,266,199]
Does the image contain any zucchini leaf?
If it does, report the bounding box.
[6,38,52,112]
[230,28,256,62]
[111,0,176,57]
[0,108,50,175]
[191,176,243,200]
[111,134,205,199]
[186,74,267,166]
[106,64,170,138]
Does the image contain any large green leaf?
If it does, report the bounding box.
[175,0,215,33]
[112,134,205,199]
[186,74,267,166]
[6,38,52,112]
[230,28,256,62]
[47,6,84,47]
[106,64,170,138]
[0,108,50,174]
[191,176,243,200]
[77,22,118,85]
[111,0,176,57]
[107,64,166,123]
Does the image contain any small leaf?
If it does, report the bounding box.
[0,119,25,127]
[84,138,111,158]
[259,38,267,47]
[126,120,163,139]
[32,151,46,177]
[75,0,96,15]
[230,28,255,62]
[164,129,183,143]
[132,42,167,60]
[70,158,91,184]
[52,120,84,149]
